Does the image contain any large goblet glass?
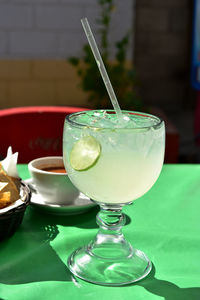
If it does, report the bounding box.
[63,110,165,286]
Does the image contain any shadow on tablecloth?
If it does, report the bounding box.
[137,264,200,300]
[0,206,131,285]
[0,208,71,284]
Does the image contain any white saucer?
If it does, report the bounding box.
[25,178,96,215]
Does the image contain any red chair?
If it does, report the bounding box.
[0,106,88,163]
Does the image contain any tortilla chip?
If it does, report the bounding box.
[0,192,12,209]
[0,163,4,173]
[0,170,20,204]
[10,176,21,192]
[0,182,8,192]
[0,161,21,209]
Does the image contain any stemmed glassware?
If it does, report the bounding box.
[63,109,165,286]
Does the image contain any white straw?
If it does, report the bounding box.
[81,18,123,119]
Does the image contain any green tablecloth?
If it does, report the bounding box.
[0,164,200,299]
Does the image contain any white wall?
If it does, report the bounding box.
[0,0,134,59]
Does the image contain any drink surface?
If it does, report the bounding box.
[63,110,165,204]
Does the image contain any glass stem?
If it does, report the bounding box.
[97,204,125,232]
[87,204,133,259]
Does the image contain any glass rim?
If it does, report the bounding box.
[65,109,164,130]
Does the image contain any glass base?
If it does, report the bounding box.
[68,245,152,286]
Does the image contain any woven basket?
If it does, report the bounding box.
[0,181,31,240]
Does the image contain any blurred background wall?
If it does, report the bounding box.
[134,0,197,162]
[0,0,133,109]
[134,0,193,114]
[0,0,198,162]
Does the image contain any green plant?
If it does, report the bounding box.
[69,0,143,110]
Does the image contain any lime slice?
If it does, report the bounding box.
[70,135,101,171]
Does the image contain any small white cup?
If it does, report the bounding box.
[28,156,79,205]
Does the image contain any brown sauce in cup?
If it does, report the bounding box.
[41,167,66,173]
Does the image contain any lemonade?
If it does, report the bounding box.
[64,18,165,285]
[63,110,165,205]
[63,109,165,285]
